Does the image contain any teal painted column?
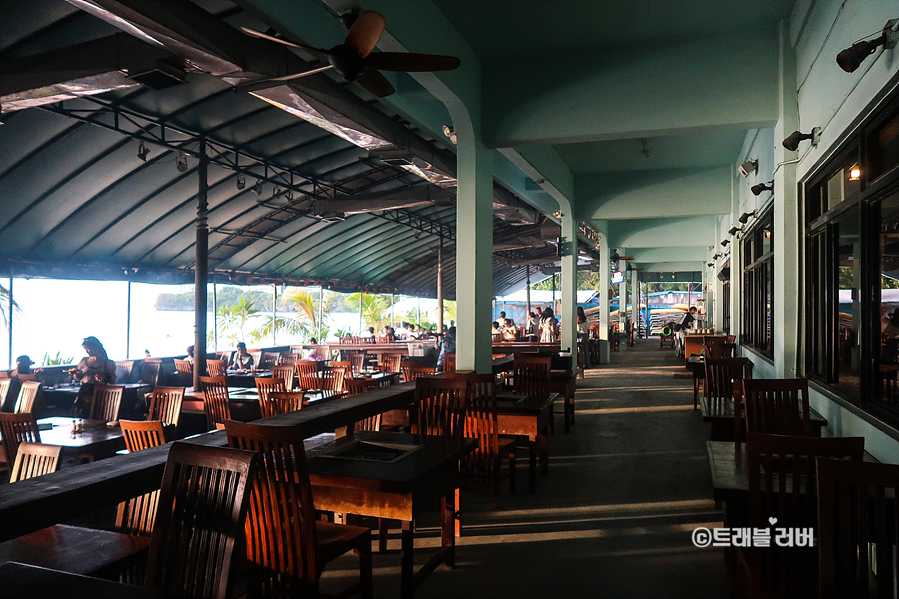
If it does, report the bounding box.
[631,268,639,337]
[455,138,494,373]
[597,235,610,363]
[560,215,578,365]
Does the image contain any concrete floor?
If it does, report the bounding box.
[320,340,728,598]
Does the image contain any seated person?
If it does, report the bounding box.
[11,355,35,377]
[491,321,503,339]
[406,324,419,339]
[302,338,317,360]
[502,318,518,341]
[229,341,255,370]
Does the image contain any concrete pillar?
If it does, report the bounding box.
[455,138,493,373]
[559,215,578,364]
[597,235,611,363]
[631,268,639,337]
[193,142,208,389]
[774,20,799,378]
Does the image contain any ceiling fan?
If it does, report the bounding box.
[242,11,460,97]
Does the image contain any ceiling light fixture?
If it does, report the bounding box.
[721,239,730,247]
[441,124,457,145]
[782,127,821,151]
[252,180,263,195]
[738,210,757,224]
[738,159,758,178]
[751,181,774,196]
[837,19,899,73]
[236,174,246,190]
[137,141,150,162]
[728,226,742,236]
[176,154,188,172]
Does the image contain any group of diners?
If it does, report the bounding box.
[0,339,572,599]
[693,337,895,599]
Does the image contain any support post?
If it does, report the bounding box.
[318,286,324,341]
[597,236,611,363]
[560,215,578,367]
[213,282,218,351]
[526,266,531,317]
[437,236,444,334]
[126,281,131,359]
[7,275,12,370]
[631,268,639,341]
[193,141,208,389]
[358,290,363,335]
[272,283,277,346]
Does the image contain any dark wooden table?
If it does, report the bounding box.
[307,431,477,599]
[37,417,126,460]
[699,398,828,441]
[495,392,557,492]
[223,370,273,388]
[41,384,151,419]
[0,562,184,599]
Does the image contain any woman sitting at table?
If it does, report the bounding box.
[184,345,195,365]
[229,341,255,370]
[302,339,318,360]
[502,318,518,341]
[11,355,36,377]
[71,336,116,416]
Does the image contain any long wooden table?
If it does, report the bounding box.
[495,393,556,492]
[308,431,477,599]
[0,562,183,599]
[699,398,828,441]
[37,417,126,460]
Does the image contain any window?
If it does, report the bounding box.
[742,208,774,357]
[721,261,731,335]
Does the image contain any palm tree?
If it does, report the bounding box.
[0,283,20,332]
[347,293,394,332]
[231,297,259,342]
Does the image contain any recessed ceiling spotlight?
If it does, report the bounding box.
[176,154,188,173]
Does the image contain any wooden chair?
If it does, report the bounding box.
[443,353,456,372]
[139,361,161,386]
[255,377,287,403]
[295,361,320,390]
[147,387,185,426]
[89,384,124,422]
[376,335,391,344]
[411,377,467,437]
[740,433,865,599]
[317,368,345,393]
[381,353,402,374]
[9,442,61,483]
[702,357,753,412]
[224,420,372,599]
[704,342,737,358]
[742,378,813,436]
[262,391,306,417]
[312,346,330,361]
[206,359,227,378]
[199,376,231,430]
[511,355,551,396]
[174,359,193,386]
[0,378,11,409]
[345,378,391,431]
[347,352,365,376]
[278,353,300,366]
[120,420,166,453]
[402,361,434,383]
[817,458,899,599]
[258,351,281,371]
[13,381,41,414]
[0,412,41,466]
[330,361,354,382]
[272,365,295,390]
[16,373,39,382]
[144,442,258,599]
[115,420,166,537]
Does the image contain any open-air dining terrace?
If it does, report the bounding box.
[3,0,899,598]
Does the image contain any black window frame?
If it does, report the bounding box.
[742,205,774,358]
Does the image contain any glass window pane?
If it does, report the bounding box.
[835,208,860,396]
[877,191,899,404]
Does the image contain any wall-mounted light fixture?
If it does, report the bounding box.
[728,226,742,236]
[782,128,821,151]
[712,252,722,260]
[442,124,457,145]
[176,154,188,173]
[738,210,756,224]
[837,19,899,73]
[721,239,730,247]
[137,141,150,162]
[849,164,861,181]
[738,159,758,178]
[751,181,774,196]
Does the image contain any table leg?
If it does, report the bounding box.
[378,519,389,553]
[441,492,455,568]
[529,440,537,492]
[537,431,549,475]
[401,520,414,599]
[694,378,700,410]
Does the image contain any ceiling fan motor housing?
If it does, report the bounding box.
[328,44,369,81]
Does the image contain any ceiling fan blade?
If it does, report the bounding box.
[270,64,334,81]
[369,52,461,72]
[241,27,328,57]
[345,11,385,58]
[355,68,395,97]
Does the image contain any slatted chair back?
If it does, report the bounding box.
[317,368,345,393]
[0,412,41,466]
[139,361,161,386]
[16,373,39,382]
[0,378,11,407]
[512,355,551,396]
[448,372,501,486]
[13,381,41,414]
[412,378,467,437]
[148,387,185,426]
[89,384,124,422]
[206,359,227,378]
[199,376,231,430]
[312,346,330,361]
[817,458,899,599]
[263,391,306,417]
[0,371,7,378]
[381,353,402,374]
[120,420,167,453]
[376,336,391,344]
[271,365,295,390]
[144,442,258,599]
[745,433,864,599]
[339,337,353,345]
[254,377,287,404]
[258,351,281,371]
[295,361,320,390]
[223,421,322,589]
[9,442,61,483]
[443,354,456,372]
[347,353,365,376]
[344,378,388,431]
[173,359,193,386]
[704,343,737,358]
[703,357,753,400]
[402,361,434,383]
[742,378,813,436]
[278,353,301,366]
[330,361,354,382]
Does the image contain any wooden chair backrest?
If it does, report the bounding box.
[10,442,61,483]
[199,376,231,430]
[271,365,295,390]
[330,361,353,381]
[16,373,39,382]
[447,372,500,484]
[173,360,193,386]
[295,361,320,390]
[206,359,227,378]
[312,346,329,361]
[139,361,161,386]
[0,371,8,378]
[344,378,389,431]
[704,343,737,358]
[148,387,185,426]
[120,420,167,452]
[817,458,899,599]
[224,421,319,584]
[89,384,123,421]
[746,433,864,599]
[376,336,391,344]
[0,378,11,405]
[742,378,813,436]
[512,355,551,395]
[263,391,306,417]
[14,381,41,414]
[443,353,456,372]
[339,337,353,345]
[317,368,345,393]
[258,351,281,370]
[412,378,467,437]
[347,353,365,375]
[253,378,285,404]
[278,353,300,366]
[0,412,41,465]
[381,353,402,374]
[703,357,753,400]
[145,443,258,599]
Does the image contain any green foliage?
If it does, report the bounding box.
[0,283,20,333]
[42,351,74,366]
[883,275,899,290]
[346,293,395,331]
